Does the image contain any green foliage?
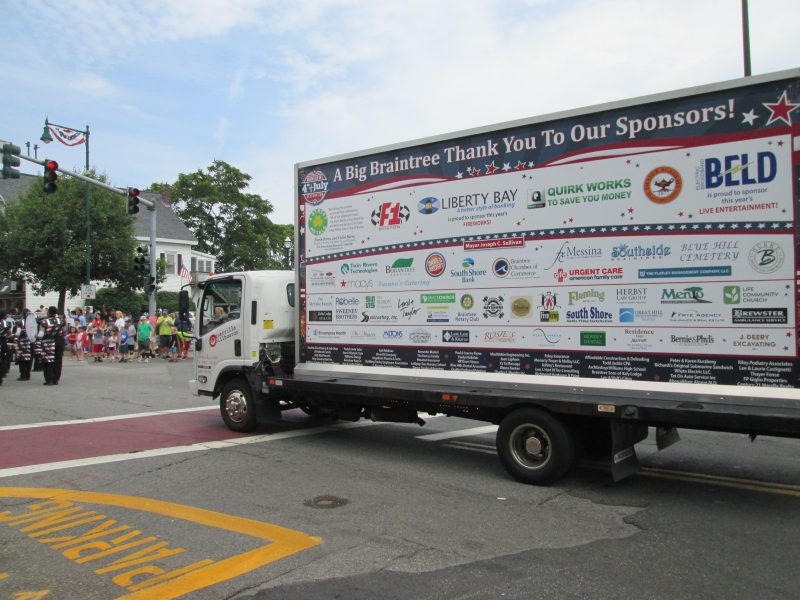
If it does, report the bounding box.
[94,288,195,317]
[0,173,140,312]
[155,161,290,273]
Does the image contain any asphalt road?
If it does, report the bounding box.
[1,357,799,599]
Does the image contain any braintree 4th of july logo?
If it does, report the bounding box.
[308,209,328,236]
[301,169,328,205]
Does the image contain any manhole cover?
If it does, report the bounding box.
[304,495,348,509]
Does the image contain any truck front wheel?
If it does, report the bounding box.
[496,407,575,485]
[220,379,257,432]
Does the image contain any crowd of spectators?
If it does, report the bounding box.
[65,306,193,363]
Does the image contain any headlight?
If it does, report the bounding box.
[265,342,282,363]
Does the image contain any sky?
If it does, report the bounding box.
[3,0,799,226]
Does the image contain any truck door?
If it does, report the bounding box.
[197,277,245,379]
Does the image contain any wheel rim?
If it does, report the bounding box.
[225,390,248,423]
[508,423,551,470]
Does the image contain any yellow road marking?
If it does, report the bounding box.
[0,488,321,599]
[639,466,800,497]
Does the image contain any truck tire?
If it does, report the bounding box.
[496,407,575,485]
[220,379,257,432]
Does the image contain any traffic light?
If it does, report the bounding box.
[42,159,58,194]
[1,143,21,179]
[127,187,141,214]
[145,276,156,295]
[134,245,150,273]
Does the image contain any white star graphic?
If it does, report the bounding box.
[741,109,759,126]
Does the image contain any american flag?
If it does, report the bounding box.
[179,263,192,281]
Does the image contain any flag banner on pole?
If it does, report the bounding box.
[179,263,192,281]
[48,125,86,146]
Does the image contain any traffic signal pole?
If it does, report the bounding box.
[15,152,159,309]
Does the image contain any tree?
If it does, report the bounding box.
[0,173,140,312]
[155,161,289,272]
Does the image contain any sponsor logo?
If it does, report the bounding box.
[310,329,347,339]
[556,267,623,282]
[580,331,606,346]
[639,266,731,279]
[679,240,739,262]
[723,286,741,304]
[386,257,415,275]
[671,333,715,346]
[619,308,663,323]
[442,330,470,343]
[731,308,788,324]
[383,330,404,340]
[308,269,336,288]
[568,289,605,305]
[511,296,532,318]
[565,306,614,323]
[335,308,359,321]
[616,287,647,304]
[528,189,546,209]
[450,257,487,283]
[724,285,782,304]
[460,294,474,309]
[425,252,447,277]
[417,197,440,214]
[335,297,360,306]
[483,330,517,344]
[611,243,671,260]
[307,296,334,309]
[365,295,393,309]
[371,202,410,228]
[421,293,456,304]
[696,152,777,189]
[301,169,328,205]
[669,309,724,323]
[308,310,332,322]
[538,291,560,322]
[426,306,450,323]
[308,209,328,235]
[410,328,432,343]
[483,296,504,319]
[340,261,378,275]
[733,333,777,348]
[340,279,373,289]
[360,311,398,323]
[492,257,510,278]
[397,298,421,319]
[546,241,603,270]
[748,241,784,274]
[644,166,682,204]
[660,286,710,304]
[351,329,377,340]
[529,328,562,345]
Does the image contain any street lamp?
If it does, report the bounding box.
[283,236,293,270]
[41,118,92,286]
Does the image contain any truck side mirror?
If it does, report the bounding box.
[179,290,190,323]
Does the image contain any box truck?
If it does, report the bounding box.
[190,68,800,484]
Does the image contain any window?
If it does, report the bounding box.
[200,279,242,335]
[160,253,177,275]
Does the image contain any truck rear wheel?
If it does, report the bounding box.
[220,379,257,432]
[496,407,575,485]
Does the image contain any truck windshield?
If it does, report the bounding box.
[200,279,242,336]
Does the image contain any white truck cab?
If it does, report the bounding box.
[190,270,295,425]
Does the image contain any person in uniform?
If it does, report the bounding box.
[0,311,12,386]
[39,306,66,385]
[15,308,36,381]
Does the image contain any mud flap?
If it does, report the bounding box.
[656,426,680,450]
[610,421,647,482]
